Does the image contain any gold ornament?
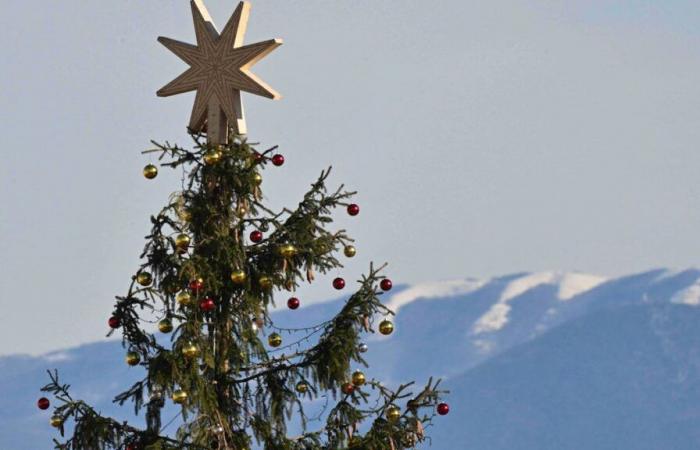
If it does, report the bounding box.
[203,148,223,165]
[158,318,173,333]
[258,276,273,290]
[379,320,394,336]
[136,272,153,287]
[386,405,402,422]
[295,381,308,393]
[176,291,192,306]
[351,370,366,387]
[50,415,64,428]
[230,270,247,285]
[172,389,188,404]
[278,243,297,258]
[182,342,200,359]
[174,234,191,253]
[251,172,263,186]
[143,164,158,179]
[126,351,140,366]
[268,332,282,348]
[344,245,357,258]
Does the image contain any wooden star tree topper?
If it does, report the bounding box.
[157,0,282,144]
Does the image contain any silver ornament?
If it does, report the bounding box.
[358,343,369,353]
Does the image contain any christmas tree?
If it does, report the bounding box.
[38,2,448,449]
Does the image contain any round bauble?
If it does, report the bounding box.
[126,351,140,366]
[50,415,64,428]
[249,230,263,243]
[258,276,273,290]
[347,204,360,216]
[278,243,297,258]
[174,234,190,253]
[386,405,401,422]
[199,297,216,312]
[287,297,300,310]
[378,320,394,336]
[437,402,450,415]
[358,342,369,353]
[380,279,393,291]
[295,381,308,393]
[182,342,200,359]
[136,272,152,287]
[230,270,247,285]
[271,154,285,166]
[143,164,158,179]
[203,148,222,165]
[37,397,50,410]
[172,389,188,404]
[351,370,366,386]
[268,332,282,348]
[189,277,204,292]
[108,316,121,329]
[341,382,355,395]
[344,245,357,258]
[158,318,173,333]
[176,291,193,306]
[333,277,345,290]
[251,173,263,186]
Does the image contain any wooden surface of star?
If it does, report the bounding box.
[157,0,282,144]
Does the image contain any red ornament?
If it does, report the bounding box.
[108,316,121,329]
[437,402,450,415]
[250,230,263,243]
[253,152,264,163]
[287,297,300,310]
[333,277,346,290]
[37,397,50,410]
[347,204,360,216]
[199,297,216,312]
[380,279,393,291]
[272,154,285,166]
[189,278,204,291]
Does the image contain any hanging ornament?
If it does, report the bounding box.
[136,272,153,287]
[149,388,163,402]
[172,389,188,404]
[200,297,216,312]
[295,381,309,393]
[380,279,393,291]
[259,275,273,290]
[358,342,369,353]
[351,370,366,387]
[158,318,174,333]
[203,148,223,165]
[437,403,450,415]
[37,397,50,410]
[189,277,204,292]
[176,291,193,306]
[174,234,191,254]
[386,405,402,422]
[268,332,282,347]
[212,425,225,434]
[287,297,300,310]
[108,316,121,329]
[347,204,360,216]
[341,382,355,395]
[143,164,158,179]
[50,415,64,428]
[279,243,297,258]
[162,276,180,295]
[253,152,265,164]
[378,320,394,336]
[249,230,263,243]
[230,269,247,285]
[125,351,141,366]
[333,277,346,290]
[271,154,285,166]
[251,173,263,186]
[182,342,200,359]
[344,245,357,258]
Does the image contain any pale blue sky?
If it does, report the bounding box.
[2,0,700,355]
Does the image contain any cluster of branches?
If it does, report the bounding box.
[42,133,447,449]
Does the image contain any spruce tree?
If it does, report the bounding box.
[38,2,448,449]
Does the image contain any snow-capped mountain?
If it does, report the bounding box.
[4,268,700,449]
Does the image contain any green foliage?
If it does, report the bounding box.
[42,133,447,449]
